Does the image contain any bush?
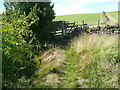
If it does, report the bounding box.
[2,14,40,88]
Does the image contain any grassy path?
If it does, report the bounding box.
[30,34,119,88]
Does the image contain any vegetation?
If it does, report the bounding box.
[3,2,55,45]
[30,34,119,88]
[2,13,40,88]
[2,1,55,88]
[54,12,118,25]
[64,34,119,88]
[1,1,119,88]
[109,12,118,20]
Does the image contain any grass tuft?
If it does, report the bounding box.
[31,34,119,88]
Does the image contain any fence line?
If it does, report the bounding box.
[51,20,120,37]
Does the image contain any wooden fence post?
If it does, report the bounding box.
[82,21,85,32]
[97,19,101,31]
[62,21,65,37]
[74,21,76,29]
[82,21,84,25]
[98,19,100,27]
[62,21,64,37]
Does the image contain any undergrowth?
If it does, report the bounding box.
[31,34,119,88]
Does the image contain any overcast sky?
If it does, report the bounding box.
[0,0,119,15]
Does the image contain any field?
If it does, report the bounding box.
[54,12,118,26]
[108,12,118,20]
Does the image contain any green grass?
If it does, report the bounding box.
[54,12,118,26]
[66,34,119,88]
[30,34,119,88]
[54,13,101,25]
[108,12,118,20]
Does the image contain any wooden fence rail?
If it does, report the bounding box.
[51,20,120,37]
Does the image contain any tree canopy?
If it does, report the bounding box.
[2,1,55,88]
[4,2,55,44]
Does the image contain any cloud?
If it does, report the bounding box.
[0,10,3,14]
[53,0,119,4]
[52,0,119,16]
[0,0,4,2]
[54,4,91,16]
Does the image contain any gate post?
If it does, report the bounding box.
[62,21,65,37]
[97,19,100,31]
[82,20,85,33]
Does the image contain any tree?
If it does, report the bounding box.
[3,2,55,45]
[2,1,55,88]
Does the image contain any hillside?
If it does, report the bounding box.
[54,12,118,26]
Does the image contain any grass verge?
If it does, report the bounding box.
[31,34,119,88]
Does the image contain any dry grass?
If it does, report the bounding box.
[66,34,119,88]
[31,48,66,88]
[71,34,118,53]
[42,48,65,65]
[31,34,119,88]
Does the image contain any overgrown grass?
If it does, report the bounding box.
[30,48,66,88]
[63,34,119,88]
[31,34,119,88]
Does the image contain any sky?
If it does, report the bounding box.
[0,0,5,14]
[52,0,119,16]
[0,0,119,15]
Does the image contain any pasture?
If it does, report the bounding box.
[54,11,118,26]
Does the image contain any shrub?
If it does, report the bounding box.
[2,14,40,88]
